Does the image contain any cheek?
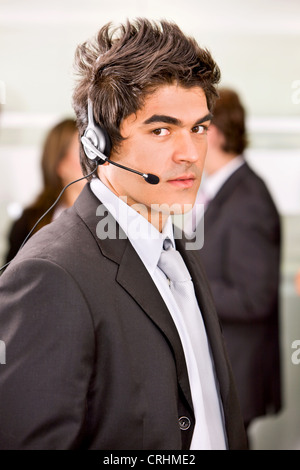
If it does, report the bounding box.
[130,139,153,166]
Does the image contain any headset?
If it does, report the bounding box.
[0,98,159,273]
[81,99,160,185]
[81,98,112,164]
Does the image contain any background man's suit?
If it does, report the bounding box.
[0,184,247,450]
[199,162,282,427]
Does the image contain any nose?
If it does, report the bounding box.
[173,131,205,164]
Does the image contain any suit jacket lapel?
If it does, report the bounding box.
[74,184,194,412]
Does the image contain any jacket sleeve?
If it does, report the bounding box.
[0,258,95,449]
[207,197,281,323]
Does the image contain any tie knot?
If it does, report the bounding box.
[158,240,191,283]
[163,237,173,251]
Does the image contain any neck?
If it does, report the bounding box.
[148,210,169,233]
[99,171,169,233]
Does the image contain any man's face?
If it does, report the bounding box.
[99,84,211,225]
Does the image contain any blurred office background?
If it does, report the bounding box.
[0,0,299,449]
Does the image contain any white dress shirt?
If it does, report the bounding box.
[90,177,226,449]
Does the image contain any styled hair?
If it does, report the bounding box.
[72,18,221,176]
[211,87,248,155]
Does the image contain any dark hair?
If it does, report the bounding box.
[211,87,248,155]
[25,118,78,230]
[5,119,80,263]
[72,18,221,177]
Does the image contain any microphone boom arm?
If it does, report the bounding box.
[81,136,159,184]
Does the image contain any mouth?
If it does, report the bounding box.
[167,174,196,188]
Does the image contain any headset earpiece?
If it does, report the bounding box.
[81,98,112,164]
[80,98,159,185]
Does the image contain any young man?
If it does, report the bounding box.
[0,19,247,450]
[195,88,282,434]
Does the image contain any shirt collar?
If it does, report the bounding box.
[90,177,175,276]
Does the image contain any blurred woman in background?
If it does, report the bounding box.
[5,118,85,263]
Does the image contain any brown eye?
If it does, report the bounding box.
[152,128,170,136]
[192,125,206,134]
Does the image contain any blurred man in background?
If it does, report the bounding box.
[195,88,282,435]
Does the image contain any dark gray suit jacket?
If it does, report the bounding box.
[199,162,282,425]
[0,184,247,450]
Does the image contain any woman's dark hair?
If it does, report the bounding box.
[72,18,221,177]
[211,87,248,155]
[23,118,78,230]
[5,119,79,263]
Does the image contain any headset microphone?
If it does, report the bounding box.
[0,101,160,274]
[81,136,159,185]
[81,99,160,185]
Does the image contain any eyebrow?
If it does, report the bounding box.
[143,112,213,127]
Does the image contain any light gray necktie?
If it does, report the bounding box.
[157,237,226,449]
[157,238,208,376]
[158,238,195,307]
